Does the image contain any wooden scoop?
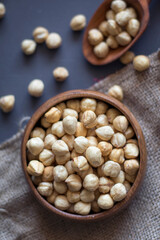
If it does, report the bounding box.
[83,0,151,65]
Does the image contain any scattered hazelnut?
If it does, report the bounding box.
[21,39,36,55]
[54,165,68,182]
[54,195,70,210]
[67,190,80,203]
[126,19,140,37]
[98,21,109,37]
[106,35,119,49]
[109,148,125,164]
[97,194,114,209]
[0,3,6,18]
[111,133,126,148]
[42,166,54,182]
[82,110,97,128]
[116,31,132,46]
[0,95,15,112]
[95,101,108,115]
[124,159,139,175]
[88,29,103,46]
[103,161,121,177]
[46,32,62,49]
[27,160,44,176]
[83,174,99,192]
[95,126,114,141]
[52,140,69,156]
[108,85,123,101]
[93,42,109,58]
[53,181,67,194]
[51,121,65,138]
[44,134,57,150]
[80,98,97,112]
[44,107,61,123]
[110,183,127,201]
[120,51,135,64]
[99,177,114,193]
[53,67,69,82]
[33,26,49,43]
[111,0,127,13]
[133,55,150,72]
[98,141,113,156]
[124,143,139,159]
[37,182,53,197]
[86,146,102,167]
[70,14,86,31]
[65,174,82,192]
[27,137,44,155]
[80,189,95,203]
[113,115,129,133]
[72,156,89,172]
[30,127,45,140]
[39,149,55,166]
[74,201,91,215]
[66,99,80,112]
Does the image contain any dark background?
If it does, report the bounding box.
[0,0,159,143]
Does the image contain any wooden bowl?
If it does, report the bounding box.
[21,89,147,221]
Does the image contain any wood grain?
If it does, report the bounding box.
[83,0,150,65]
[21,90,147,221]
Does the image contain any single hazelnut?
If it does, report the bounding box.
[74,201,91,215]
[91,200,101,213]
[0,95,15,112]
[107,108,120,123]
[111,0,127,13]
[62,134,75,151]
[116,31,132,46]
[46,32,62,49]
[125,173,137,183]
[56,152,70,165]
[126,19,140,37]
[106,35,119,49]
[30,127,45,140]
[65,160,75,175]
[54,165,68,182]
[44,107,61,123]
[106,20,121,36]
[99,177,114,193]
[42,166,54,182]
[109,148,125,164]
[72,156,89,172]
[74,136,89,153]
[87,136,98,147]
[53,181,67,194]
[106,10,115,20]
[44,134,57,150]
[21,39,36,55]
[80,189,95,203]
[120,51,135,64]
[66,99,80,112]
[98,21,109,37]
[80,98,97,112]
[113,115,129,133]
[97,194,114,209]
[27,160,44,176]
[111,133,126,148]
[47,191,58,204]
[124,143,139,159]
[125,7,137,19]
[115,11,130,26]
[67,190,80,203]
[53,67,69,82]
[70,14,86,31]
[52,140,69,156]
[63,108,78,119]
[103,161,121,177]
[54,195,70,210]
[65,174,82,192]
[111,170,125,183]
[124,159,139,175]
[98,141,113,156]
[63,116,77,135]
[95,126,114,141]
[124,126,135,139]
[33,26,49,43]
[0,3,6,18]
[86,146,102,167]
[82,110,97,128]
[133,55,150,72]
[88,29,103,46]
[26,137,44,156]
[110,183,127,201]
[37,182,53,197]
[108,85,123,101]
[94,42,109,58]
[41,117,52,128]
[123,180,131,192]
[95,101,108,115]
[83,174,99,192]
[39,149,55,166]
[51,121,65,138]
[96,114,108,128]
[75,122,87,137]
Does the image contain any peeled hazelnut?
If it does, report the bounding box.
[80,189,95,203]
[88,29,103,46]
[67,204,75,213]
[54,195,70,210]
[109,148,125,164]
[56,152,70,165]
[94,42,109,58]
[95,126,114,141]
[0,3,6,18]
[52,140,69,156]
[53,67,69,82]
[124,143,139,159]
[75,122,87,137]
[120,51,135,64]
[54,165,68,182]
[87,136,98,147]
[27,137,44,156]
[111,170,125,183]
[63,108,78,119]
[37,182,53,197]
[106,20,121,36]
[33,26,49,43]
[55,102,66,114]
[70,14,86,31]
[31,175,42,185]
[66,99,80,112]
[63,116,77,135]
[27,160,44,176]
[106,10,115,20]
[91,200,101,213]
[106,35,119,49]
[111,133,126,148]
[72,156,89,172]
[51,121,65,138]
[82,110,97,128]
[98,142,112,156]
[98,21,109,37]
[96,114,108,128]
[127,19,140,37]
[127,139,138,145]
[115,11,130,26]
[111,0,127,13]
[74,137,89,153]
[28,79,45,97]
[41,117,52,128]
[87,127,96,137]
[65,174,82,192]
[21,39,36,55]
[44,134,57,150]
[30,127,45,140]
[113,115,129,133]
[45,107,61,123]
[125,173,137,183]
[110,183,127,201]
[116,31,132,46]
[123,180,131,192]
[108,85,123,101]
[46,33,62,49]
[42,166,54,182]
[133,55,150,72]
[74,201,91,215]
[47,191,58,204]
[27,151,39,161]
[80,98,97,112]
[39,149,55,166]
[65,161,75,175]
[99,177,114,193]
[86,146,102,167]
[61,134,75,151]
[95,101,108,115]
[67,190,80,203]
[103,161,121,177]
[124,126,135,139]
[107,108,120,123]
[70,149,81,159]
[124,159,139,175]
[0,95,15,112]
[83,174,99,192]
[97,194,114,209]
[78,165,93,180]
[53,181,67,194]
[125,7,137,19]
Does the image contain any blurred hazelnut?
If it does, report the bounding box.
[27,160,44,176]
[97,194,114,209]
[53,67,69,82]
[99,177,114,193]
[123,180,131,192]
[44,134,57,150]
[41,117,52,128]
[109,148,125,164]
[124,159,139,175]
[96,114,108,128]
[56,152,70,165]
[91,200,101,213]
[107,108,120,123]
[88,29,103,46]
[0,95,15,112]
[103,161,121,177]
[31,175,42,185]
[95,101,108,115]
[111,133,126,148]
[82,110,97,128]
[120,51,135,64]
[110,183,126,201]
[108,85,123,101]
[37,182,53,197]
[98,21,109,37]
[94,42,109,58]
[27,137,44,155]
[98,141,113,156]
[63,108,78,119]
[124,126,135,140]
[28,79,44,97]
[0,3,6,18]
[66,99,80,112]
[70,149,81,159]
[45,107,61,123]
[46,33,62,49]
[72,156,89,172]
[51,121,65,138]
[113,115,129,133]
[125,173,137,183]
[95,126,114,141]
[124,143,139,159]
[74,201,91,215]
[39,149,55,166]
[116,31,132,46]
[106,35,119,49]
[115,10,130,26]
[54,195,70,210]
[63,116,77,135]
[75,122,87,137]
[97,165,105,177]
[106,20,121,36]
[127,19,140,37]
[125,7,137,19]
[42,166,54,182]
[106,10,115,20]
[53,181,67,194]
[70,14,86,31]
[83,174,99,192]
[133,55,150,72]
[87,136,98,147]
[33,26,49,43]
[65,174,82,192]
[54,165,68,182]
[111,170,125,183]
[86,127,96,137]
[46,127,52,135]
[62,134,75,151]
[67,190,80,203]
[80,98,97,112]
[55,102,66,114]
[80,189,95,203]
[65,160,75,175]
[47,191,58,204]
[86,146,102,167]
[111,0,127,13]
[30,127,45,140]
[21,39,36,55]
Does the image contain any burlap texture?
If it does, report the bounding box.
[0,51,160,240]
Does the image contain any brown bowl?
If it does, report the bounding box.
[21,89,147,221]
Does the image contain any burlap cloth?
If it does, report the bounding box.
[0,51,160,240]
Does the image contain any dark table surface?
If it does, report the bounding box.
[0,0,159,143]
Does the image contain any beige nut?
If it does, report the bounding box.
[95,101,108,115]
[86,146,102,167]
[126,19,140,37]
[33,26,49,43]
[96,114,108,128]
[97,165,106,177]
[106,20,121,36]
[55,102,66,114]
[21,39,36,55]
[56,152,70,165]
[95,126,114,141]
[30,127,45,140]
[37,182,53,197]
[63,116,77,135]
[72,156,89,172]
[66,99,80,112]
[103,161,121,177]
[44,134,57,150]
[27,151,39,161]
[46,127,52,135]
[75,122,87,137]
[41,117,52,128]
[124,159,139,175]
[113,115,129,133]
[124,126,135,139]
[53,67,69,82]
[115,11,130,26]
[82,110,97,128]
[88,29,103,46]
[93,42,109,58]
[125,173,137,183]
[54,195,70,210]
[91,200,101,213]
[98,21,109,37]
[99,177,114,193]
[54,165,68,182]
[125,7,137,20]
[111,0,127,13]
[52,140,69,156]
[67,204,75,214]
[47,191,58,204]
[44,107,61,123]
[98,141,113,156]
[116,31,132,46]
[78,165,93,180]
[107,108,120,123]
[106,10,115,20]
[108,85,123,101]
[80,98,97,112]
[53,181,67,194]
[0,95,15,112]
[97,194,114,209]
[70,149,81,159]
[65,174,82,192]
[110,183,127,201]
[42,166,54,182]
[83,174,99,192]
[133,55,150,72]
[106,35,119,49]
[120,51,135,64]
[70,14,86,31]
[111,133,126,148]
[124,143,139,159]
[86,127,96,137]
[87,136,98,147]
[62,134,75,151]
[74,201,91,215]
[111,170,125,183]
[46,32,62,49]
[109,148,125,164]
[80,189,95,203]
[27,160,44,176]
[0,3,6,18]
[63,108,78,119]
[39,149,55,166]
[74,136,89,153]
[27,137,44,155]
[65,160,75,175]
[51,121,65,138]
[67,190,80,203]
[123,180,131,192]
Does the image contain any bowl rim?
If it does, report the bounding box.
[21,89,147,221]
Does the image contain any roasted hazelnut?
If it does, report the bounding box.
[72,156,89,172]
[82,110,97,128]
[44,134,57,150]
[106,20,121,36]
[0,3,6,18]
[55,102,66,114]
[46,33,62,49]
[80,98,97,112]
[54,195,70,210]
[30,127,45,140]
[0,95,15,112]
[27,160,44,176]
[37,182,53,197]
[52,140,69,156]
[63,108,78,119]
[93,42,109,58]
[95,126,114,141]
[115,10,130,26]
[116,31,132,46]
[95,101,108,115]
[125,173,137,183]
[65,161,75,175]
[26,137,44,156]
[33,26,49,43]
[74,201,91,215]
[75,122,87,137]
[65,174,82,192]
[97,194,114,209]
[67,190,80,203]
[111,170,125,183]
[103,161,121,177]
[124,159,139,175]
[111,133,126,148]
[108,85,123,101]
[42,166,54,182]
[125,7,137,19]
[91,200,101,213]
[98,141,112,157]
[111,0,127,13]
[31,175,42,186]
[78,166,93,180]
[54,165,68,182]
[110,183,127,201]
[124,126,135,139]
[99,177,114,193]
[53,181,67,194]
[126,19,140,37]
[88,29,103,46]
[66,99,80,112]
[39,149,55,166]
[28,79,44,97]
[74,136,89,153]
[106,35,119,49]
[86,146,102,167]
[83,174,99,192]
[124,143,139,159]
[47,191,58,204]
[55,152,70,165]
[87,136,98,147]
[21,39,36,55]
[70,14,86,31]
[51,121,65,138]
[70,149,81,159]
[123,180,131,192]
[96,114,108,128]
[63,116,77,135]
[61,134,75,151]
[109,148,125,164]
[113,115,128,133]
[86,127,96,137]
[133,55,150,72]
[53,67,69,82]
[45,107,61,123]
[41,117,52,128]
[106,10,115,20]
[98,21,109,37]
[107,108,120,123]
[120,51,135,64]
[80,189,95,203]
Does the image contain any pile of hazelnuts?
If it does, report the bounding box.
[26,98,140,215]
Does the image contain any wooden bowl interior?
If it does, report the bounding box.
[21,90,147,221]
[83,0,149,65]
